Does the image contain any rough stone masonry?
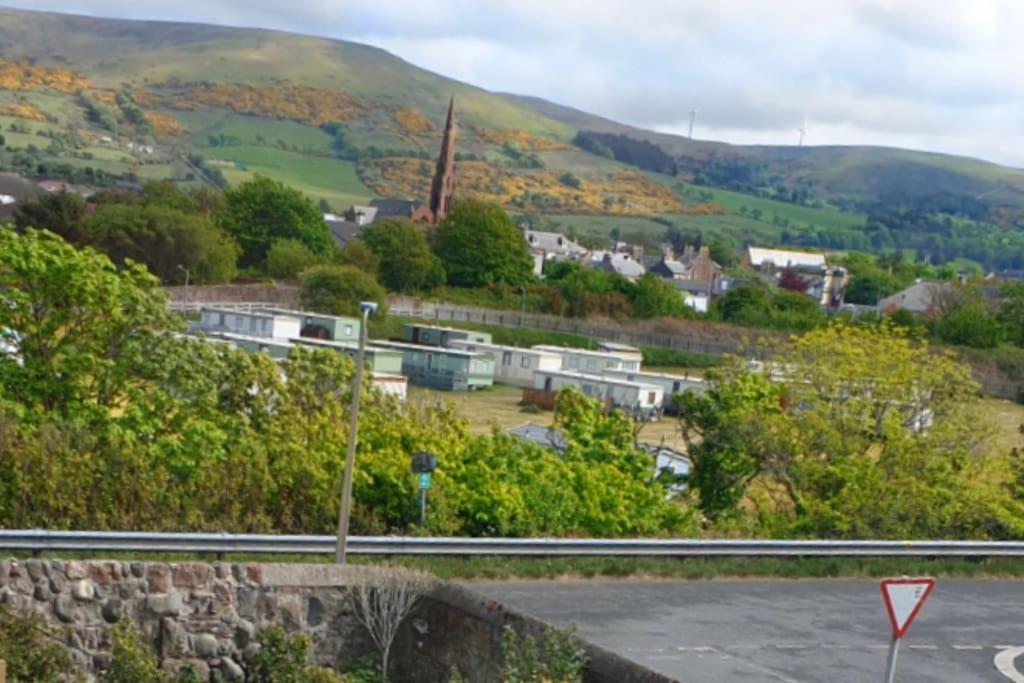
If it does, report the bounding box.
[0,559,375,680]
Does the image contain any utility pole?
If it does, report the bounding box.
[688,109,698,139]
[335,301,378,564]
[177,265,190,307]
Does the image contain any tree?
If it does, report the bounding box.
[264,238,319,279]
[0,228,181,415]
[84,203,239,284]
[14,191,88,244]
[433,199,534,287]
[362,219,444,293]
[335,240,380,275]
[936,302,1005,349]
[0,133,5,147]
[299,264,387,316]
[216,175,331,267]
[559,171,582,189]
[677,323,1014,537]
[350,566,435,681]
[630,274,693,319]
[844,270,898,305]
[778,269,808,293]
[999,283,1024,347]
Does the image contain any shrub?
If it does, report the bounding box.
[0,607,74,682]
[299,264,388,317]
[265,238,320,279]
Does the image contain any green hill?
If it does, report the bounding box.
[2,7,1024,268]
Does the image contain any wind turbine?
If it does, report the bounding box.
[797,116,807,147]
[688,109,699,139]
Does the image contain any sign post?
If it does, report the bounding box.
[880,577,936,683]
[410,451,437,528]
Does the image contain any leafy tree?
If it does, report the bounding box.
[335,240,380,275]
[0,228,181,415]
[630,274,693,319]
[264,238,320,279]
[85,203,239,284]
[362,219,444,292]
[999,283,1024,347]
[559,172,582,189]
[844,270,899,305]
[300,264,388,317]
[433,199,534,287]
[217,175,331,267]
[936,302,1005,349]
[13,190,88,244]
[677,323,1019,537]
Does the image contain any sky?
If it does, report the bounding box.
[5,0,1024,167]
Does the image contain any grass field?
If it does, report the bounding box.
[209,145,371,208]
[408,382,687,449]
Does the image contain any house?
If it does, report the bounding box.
[195,307,302,340]
[402,323,491,347]
[877,280,953,315]
[522,229,588,262]
[448,340,563,387]
[370,199,420,220]
[324,214,363,249]
[593,252,646,280]
[743,246,827,271]
[258,308,361,344]
[596,342,644,366]
[602,369,705,412]
[207,332,295,360]
[672,279,715,314]
[529,369,663,417]
[343,205,379,226]
[531,345,641,373]
[643,444,692,495]
[370,340,495,391]
[650,245,721,283]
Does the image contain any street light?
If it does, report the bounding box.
[335,300,378,564]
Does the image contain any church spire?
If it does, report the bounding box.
[427,96,457,225]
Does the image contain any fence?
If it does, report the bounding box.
[3,530,1024,557]
[388,296,747,357]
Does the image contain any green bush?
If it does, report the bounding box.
[265,238,320,279]
[300,264,389,317]
[0,607,74,682]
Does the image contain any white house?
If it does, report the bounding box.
[531,345,642,373]
[602,369,705,411]
[596,342,644,365]
[532,369,663,414]
[196,307,302,340]
[448,340,563,387]
[743,246,826,271]
[522,229,588,261]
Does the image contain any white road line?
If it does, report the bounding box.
[994,646,1024,683]
[909,644,939,650]
[953,645,985,651]
[677,646,715,653]
[775,644,809,650]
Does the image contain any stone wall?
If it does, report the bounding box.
[0,559,676,682]
[0,560,374,680]
[165,283,301,308]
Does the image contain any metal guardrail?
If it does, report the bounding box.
[2,531,1023,557]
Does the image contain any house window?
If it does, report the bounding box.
[586,359,597,371]
[502,352,512,366]
[544,376,553,391]
[344,325,353,337]
[521,356,531,368]
[582,384,594,396]
[672,381,681,393]
[648,392,657,405]
[566,357,578,369]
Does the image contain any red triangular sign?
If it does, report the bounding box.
[881,577,935,639]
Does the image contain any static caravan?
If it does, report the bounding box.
[372,340,495,391]
[531,345,642,374]
[531,369,663,415]
[259,308,361,343]
[603,369,705,412]
[289,337,404,375]
[596,342,644,366]
[448,340,563,387]
[197,307,301,340]
[210,332,294,360]
[402,323,492,347]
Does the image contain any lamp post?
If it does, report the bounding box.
[335,301,378,564]
[177,265,190,307]
[410,451,438,527]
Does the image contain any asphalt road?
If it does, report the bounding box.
[469,579,1024,682]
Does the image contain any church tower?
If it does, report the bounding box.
[421,97,457,225]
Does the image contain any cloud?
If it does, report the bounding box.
[4,0,1024,165]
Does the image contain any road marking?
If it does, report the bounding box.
[953,645,985,651]
[909,644,939,650]
[677,646,715,653]
[994,646,1024,683]
[774,644,809,650]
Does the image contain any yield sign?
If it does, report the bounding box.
[881,577,936,639]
